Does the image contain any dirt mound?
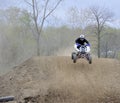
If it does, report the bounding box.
[0,56,120,103]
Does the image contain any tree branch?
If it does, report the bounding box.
[24,0,33,7]
[45,0,62,19]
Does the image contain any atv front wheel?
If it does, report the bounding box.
[72,52,77,63]
[86,54,92,64]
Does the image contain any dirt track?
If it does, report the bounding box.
[0,56,120,103]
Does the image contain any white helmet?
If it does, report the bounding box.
[80,34,85,39]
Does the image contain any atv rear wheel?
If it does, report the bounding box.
[86,54,92,64]
[88,55,92,64]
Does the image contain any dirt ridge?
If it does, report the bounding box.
[0,56,120,103]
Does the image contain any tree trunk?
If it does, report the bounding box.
[37,35,40,56]
[112,50,116,58]
[98,32,101,58]
[105,41,108,58]
[0,96,14,102]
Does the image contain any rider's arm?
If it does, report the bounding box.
[84,39,90,46]
[75,38,79,44]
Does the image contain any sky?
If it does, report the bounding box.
[62,0,120,18]
[0,0,120,27]
[0,0,120,18]
[57,0,120,27]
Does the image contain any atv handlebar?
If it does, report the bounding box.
[75,43,90,47]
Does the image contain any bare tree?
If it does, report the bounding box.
[89,6,113,58]
[68,7,91,30]
[67,7,80,29]
[25,0,63,56]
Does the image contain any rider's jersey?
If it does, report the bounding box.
[75,38,90,46]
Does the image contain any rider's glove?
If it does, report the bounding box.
[86,44,90,46]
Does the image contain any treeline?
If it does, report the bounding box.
[0,7,120,73]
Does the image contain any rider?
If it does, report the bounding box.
[74,34,90,53]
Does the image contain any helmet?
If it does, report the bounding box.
[79,34,85,39]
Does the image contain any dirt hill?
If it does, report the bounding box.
[0,56,120,103]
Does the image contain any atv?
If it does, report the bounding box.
[71,45,92,64]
